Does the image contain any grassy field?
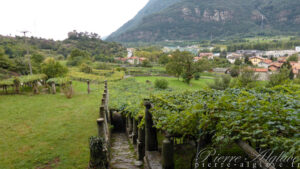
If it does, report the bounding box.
[133,76,214,90]
[0,81,102,169]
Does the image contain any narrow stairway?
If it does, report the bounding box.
[110,133,142,169]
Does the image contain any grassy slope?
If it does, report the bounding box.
[0,81,102,169]
[133,76,213,90]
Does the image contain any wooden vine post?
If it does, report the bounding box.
[137,115,145,160]
[33,81,39,94]
[51,82,56,94]
[132,118,138,145]
[162,134,174,169]
[97,118,105,137]
[87,80,90,94]
[144,99,158,151]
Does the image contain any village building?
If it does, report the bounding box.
[290,62,300,77]
[257,59,272,68]
[226,53,243,64]
[264,50,297,58]
[296,46,300,52]
[199,52,214,59]
[193,57,202,62]
[249,56,265,65]
[268,62,283,72]
[236,50,263,57]
[127,48,135,58]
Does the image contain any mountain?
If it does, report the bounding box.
[107,0,300,42]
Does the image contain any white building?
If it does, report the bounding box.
[296,46,300,52]
[264,50,297,58]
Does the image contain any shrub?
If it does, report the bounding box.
[209,75,231,90]
[268,66,291,87]
[141,60,152,67]
[194,73,200,80]
[41,57,68,78]
[236,68,258,88]
[230,66,240,77]
[154,79,169,89]
[80,63,93,73]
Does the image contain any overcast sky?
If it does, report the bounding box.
[0,0,149,40]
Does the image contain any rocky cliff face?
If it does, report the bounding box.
[107,0,300,42]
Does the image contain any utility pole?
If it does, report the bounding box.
[21,31,33,75]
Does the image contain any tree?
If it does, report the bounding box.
[67,49,91,66]
[41,57,68,78]
[141,60,152,67]
[244,56,252,65]
[236,68,258,88]
[230,66,240,77]
[158,54,170,65]
[268,66,291,87]
[0,48,14,70]
[166,50,198,84]
[287,54,299,62]
[220,50,227,58]
[209,74,231,90]
[80,63,93,73]
[234,58,242,65]
[281,61,294,79]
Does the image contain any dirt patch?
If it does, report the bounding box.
[36,157,60,169]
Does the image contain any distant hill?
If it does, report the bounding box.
[107,0,300,42]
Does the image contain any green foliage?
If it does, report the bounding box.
[67,49,90,66]
[234,58,242,65]
[166,50,197,84]
[93,62,112,70]
[141,60,152,67]
[0,74,47,87]
[80,63,93,73]
[287,54,299,62]
[268,66,291,87]
[149,86,300,159]
[230,66,240,77]
[158,54,170,65]
[194,73,200,80]
[209,75,231,90]
[234,68,258,88]
[0,48,15,71]
[41,57,68,79]
[154,79,169,89]
[46,77,70,85]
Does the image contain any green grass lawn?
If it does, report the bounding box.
[0,81,103,169]
[133,76,213,90]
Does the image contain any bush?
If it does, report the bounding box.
[230,66,240,77]
[141,60,152,67]
[236,68,258,88]
[209,75,231,90]
[80,63,93,73]
[154,79,169,89]
[268,66,291,87]
[194,73,200,80]
[41,57,68,78]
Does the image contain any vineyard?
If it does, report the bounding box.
[109,79,300,168]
